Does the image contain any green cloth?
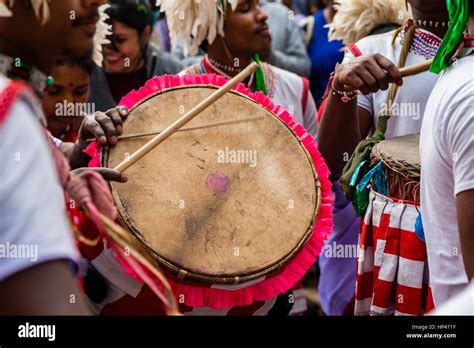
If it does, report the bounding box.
[339,114,389,201]
[354,161,385,216]
[340,138,377,201]
[253,54,268,95]
[430,0,470,73]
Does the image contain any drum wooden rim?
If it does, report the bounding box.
[370,134,420,201]
[371,134,421,177]
[104,85,321,284]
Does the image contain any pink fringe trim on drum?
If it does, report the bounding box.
[85,74,333,309]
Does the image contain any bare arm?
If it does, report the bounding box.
[0,260,90,315]
[457,189,474,280]
[318,96,372,177]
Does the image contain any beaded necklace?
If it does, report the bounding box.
[414,19,450,29]
[198,55,276,98]
[398,21,442,60]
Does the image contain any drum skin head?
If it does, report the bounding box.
[105,86,320,284]
[371,134,420,201]
[372,134,420,168]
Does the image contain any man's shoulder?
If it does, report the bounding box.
[269,64,304,86]
[0,74,9,90]
[425,56,474,135]
[0,75,44,125]
[351,30,399,56]
[432,56,474,108]
[439,56,474,90]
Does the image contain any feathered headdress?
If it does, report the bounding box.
[0,0,50,25]
[156,0,238,57]
[328,0,411,45]
[93,4,112,66]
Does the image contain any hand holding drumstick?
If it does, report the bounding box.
[335,55,432,94]
[318,54,432,177]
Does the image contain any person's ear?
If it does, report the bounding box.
[139,25,152,46]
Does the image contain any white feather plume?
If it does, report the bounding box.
[156,0,238,57]
[328,0,411,45]
[92,4,112,67]
[0,2,12,17]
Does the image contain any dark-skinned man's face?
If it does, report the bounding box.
[59,0,108,59]
[5,0,106,61]
[223,0,271,61]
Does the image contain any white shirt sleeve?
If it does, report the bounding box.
[303,92,318,139]
[0,99,79,281]
[444,86,474,195]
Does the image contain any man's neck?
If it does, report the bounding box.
[206,56,247,77]
[206,54,253,78]
[411,9,450,39]
[207,40,252,78]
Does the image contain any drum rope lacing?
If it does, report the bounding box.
[371,144,421,200]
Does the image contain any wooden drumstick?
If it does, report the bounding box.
[113,62,259,173]
[85,116,264,142]
[343,59,433,91]
[116,116,264,140]
[399,58,433,77]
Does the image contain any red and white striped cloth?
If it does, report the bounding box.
[355,189,435,316]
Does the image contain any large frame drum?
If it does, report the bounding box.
[102,75,331,295]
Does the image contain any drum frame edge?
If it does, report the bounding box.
[103,85,322,285]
